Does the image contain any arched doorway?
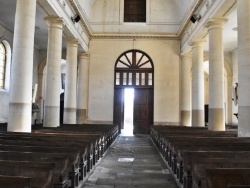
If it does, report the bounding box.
[113,49,154,134]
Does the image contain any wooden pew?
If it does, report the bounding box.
[0,123,118,187]
[0,134,90,183]
[178,151,250,187]
[149,125,250,188]
[192,158,250,188]
[0,175,31,188]
[0,160,54,188]
[206,168,250,188]
[0,151,71,187]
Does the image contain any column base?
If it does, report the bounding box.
[8,103,31,132]
[208,108,225,131]
[192,110,204,127]
[76,109,87,124]
[181,110,191,127]
[63,108,76,124]
[44,106,60,127]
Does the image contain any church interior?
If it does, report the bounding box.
[0,0,250,187]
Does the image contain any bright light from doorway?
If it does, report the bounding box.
[122,88,134,136]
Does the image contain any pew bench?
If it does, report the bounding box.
[0,160,55,188]
[192,158,250,188]
[206,168,250,188]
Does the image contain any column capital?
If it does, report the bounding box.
[78,52,89,59]
[180,52,191,58]
[67,37,79,45]
[189,39,206,48]
[206,17,228,30]
[44,16,64,27]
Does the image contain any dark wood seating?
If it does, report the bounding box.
[0,175,31,188]
[0,123,118,188]
[178,151,250,188]
[206,168,250,188]
[150,125,250,188]
[0,151,71,187]
[192,158,250,188]
[0,160,54,188]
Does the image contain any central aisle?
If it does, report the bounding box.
[83,135,178,188]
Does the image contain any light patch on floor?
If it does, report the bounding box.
[118,158,134,162]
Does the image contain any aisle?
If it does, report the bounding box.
[82,135,178,188]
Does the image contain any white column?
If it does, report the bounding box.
[43,16,64,127]
[206,17,228,131]
[63,38,78,124]
[237,0,250,136]
[180,52,192,127]
[8,0,36,132]
[77,52,89,124]
[190,39,206,127]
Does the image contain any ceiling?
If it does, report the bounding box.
[0,0,238,52]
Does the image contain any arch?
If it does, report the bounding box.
[202,59,233,125]
[0,40,11,91]
[113,49,154,134]
[114,49,154,88]
[36,58,67,123]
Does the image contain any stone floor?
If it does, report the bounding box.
[82,134,178,188]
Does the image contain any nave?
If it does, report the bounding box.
[83,135,178,188]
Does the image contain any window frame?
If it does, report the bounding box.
[124,0,146,23]
[0,42,6,89]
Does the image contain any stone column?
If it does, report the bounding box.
[63,38,78,124]
[237,0,250,136]
[77,53,89,124]
[190,39,206,127]
[180,52,192,127]
[206,17,228,131]
[43,16,64,127]
[8,0,36,132]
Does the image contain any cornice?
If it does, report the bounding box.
[178,0,205,37]
[91,33,179,40]
[67,0,92,38]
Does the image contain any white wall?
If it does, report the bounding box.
[0,23,47,123]
[88,38,180,124]
[78,0,195,34]
[0,24,13,123]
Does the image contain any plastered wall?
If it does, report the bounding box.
[88,38,180,124]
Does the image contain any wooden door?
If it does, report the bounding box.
[133,88,153,134]
[113,88,124,133]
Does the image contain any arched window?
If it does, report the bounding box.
[0,42,6,89]
[115,49,154,88]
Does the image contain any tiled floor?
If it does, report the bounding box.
[82,135,178,188]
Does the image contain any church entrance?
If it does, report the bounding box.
[113,50,154,134]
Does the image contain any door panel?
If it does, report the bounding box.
[113,89,124,133]
[133,88,153,134]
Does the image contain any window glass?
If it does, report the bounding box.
[0,43,6,89]
[124,0,146,22]
[123,72,127,85]
[116,72,120,85]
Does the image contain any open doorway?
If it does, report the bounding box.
[121,88,134,136]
